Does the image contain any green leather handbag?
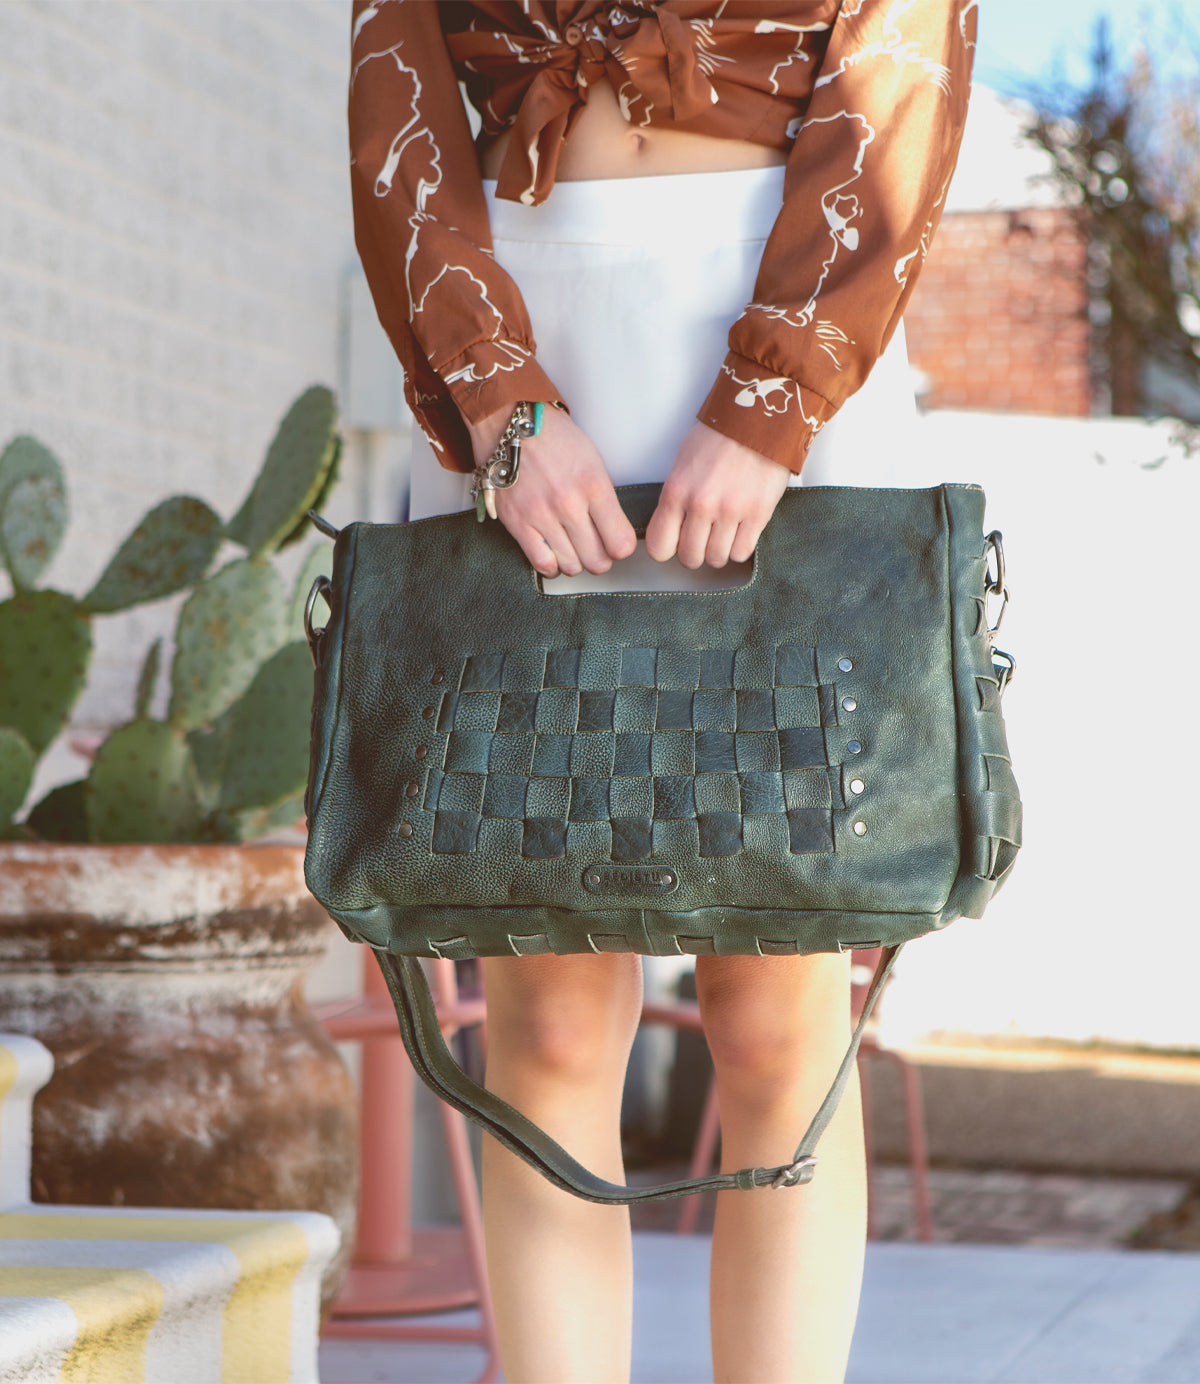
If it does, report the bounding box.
[303,483,1019,1202]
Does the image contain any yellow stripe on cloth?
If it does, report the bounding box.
[0,1044,16,1101]
[0,1265,163,1384]
[0,1214,311,1384]
[0,1044,17,1152]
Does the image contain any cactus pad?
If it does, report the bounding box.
[82,496,223,614]
[276,432,343,551]
[85,719,201,843]
[187,705,234,813]
[134,638,162,720]
[1,476,68,592]
[0,591,92,754]
[218,640,312,814]
[167,557,288,731]
[225,386,340,557]
[0,727,36,829]
[0,436,68,590]
[25,778,89,842]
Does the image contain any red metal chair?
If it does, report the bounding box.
[314,955,500,1384]
[640,948,933,1240]
[850,947,933,1242]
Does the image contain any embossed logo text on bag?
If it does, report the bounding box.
[582,865,679,895]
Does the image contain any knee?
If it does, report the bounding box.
[696,955,850,1094]
[500,1003,615,1084]
[486,954,642,1086]
[700,996,800,1091]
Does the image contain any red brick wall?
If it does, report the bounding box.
[903,208,1092,415]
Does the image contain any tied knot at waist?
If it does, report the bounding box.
[448,8,719,207]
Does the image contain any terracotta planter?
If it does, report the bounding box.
[0,842,358,1303]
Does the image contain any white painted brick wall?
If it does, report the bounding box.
[0,0,410,745]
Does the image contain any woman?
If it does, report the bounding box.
[348,5,975,1379]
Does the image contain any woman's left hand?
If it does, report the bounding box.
[645,422,792,569]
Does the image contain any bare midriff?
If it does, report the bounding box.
[480,79,787,182]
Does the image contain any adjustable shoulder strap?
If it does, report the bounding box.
[373,944,902,1205]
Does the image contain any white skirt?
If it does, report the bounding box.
[410,165,917,523]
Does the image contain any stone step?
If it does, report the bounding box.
[865,1039,1200,1178]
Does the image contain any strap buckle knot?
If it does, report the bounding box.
[771,1156,818,1189]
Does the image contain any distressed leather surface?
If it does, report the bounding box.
[305,484,1020,958]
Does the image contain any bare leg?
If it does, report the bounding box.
[480,951,643,1384]
[697,952,866,1384]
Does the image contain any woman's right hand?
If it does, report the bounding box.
[466,405,637,578]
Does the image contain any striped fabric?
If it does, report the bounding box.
[0,1036,338,1384]
[0,1207,337,1384]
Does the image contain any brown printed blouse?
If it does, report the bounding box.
[349,1,977,475]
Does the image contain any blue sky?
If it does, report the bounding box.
[973,0,1191,93]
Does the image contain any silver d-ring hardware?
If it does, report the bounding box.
[304,575,332,667]
[984,530,1006,595]
[984,531,1009,634]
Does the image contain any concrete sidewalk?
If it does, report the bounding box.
[319,1232,1200,1384]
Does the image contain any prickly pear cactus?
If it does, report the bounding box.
[0,436,67,590]
[82,496,224,614]
[0,382,342,844]
[225,386,340,557]
[0,591,92,754]
[277,433,342,551]
[167,558,288,732]
[217,640,313,815]
[186,704,235,814]
[85,719,201,843]
[0,727,36,833]
[134,638,162,720]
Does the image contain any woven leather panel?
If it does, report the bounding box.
[421,642,846,863]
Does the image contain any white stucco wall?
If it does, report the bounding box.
[879,409,1199,1052]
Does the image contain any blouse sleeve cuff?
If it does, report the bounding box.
[439,343,568,429]
[698,353,839,475]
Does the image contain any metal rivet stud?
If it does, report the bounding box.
[405,782,420,799]
[850,779,865,795]
[398,823,413,839]
[414,745,428,760]
[838,658,853,673]
[431,669,445,685]
[853,820,868,836]
[661,873,674,886]
[588,873,601,886]
[842,697,857,712]
[421,706,435,719]
[847,740,862,754]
